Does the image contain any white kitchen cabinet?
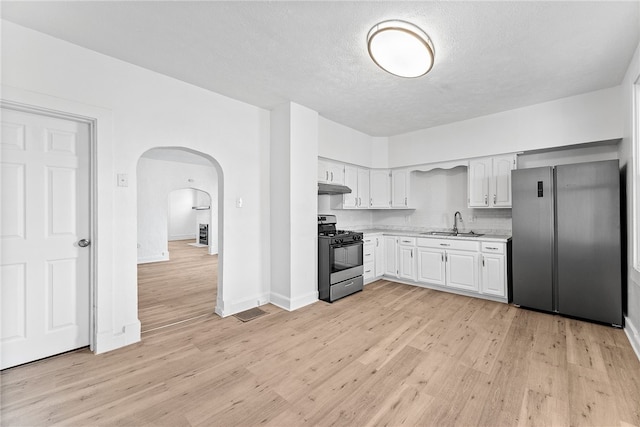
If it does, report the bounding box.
[363,233,385,284]
[414,237,481,292]
[445,250,479,292]
[480,242,507,297]
[363,239,375,283]
[370,169,391,208]
[383,235,397,277]
[343,165,370,209]
[391,169,411,208]
[397,237,417,281]
[492,155,515,207]
[417,247,446,286]
[318,159,344,184]
[468,154,516,208]
[374,235,384,278]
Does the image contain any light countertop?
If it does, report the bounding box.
[355,228,511,243]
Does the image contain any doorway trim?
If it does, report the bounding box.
[1,99,98,352]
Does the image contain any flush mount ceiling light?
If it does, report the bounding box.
[367,20,435,78]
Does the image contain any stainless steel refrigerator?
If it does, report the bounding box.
[511,160,622,326]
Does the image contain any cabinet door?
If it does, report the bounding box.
[383,236,397,276]
[417,248,446,286]
[446,250,479,292]
[318,159,329,183]
[481,253,506,297]
[398,245,416,281]
[357,168,370,208]
[491,155,515,207]
[370,169,391,208]
[374,236,384,277]
[343,165,358,208]
[391,169,409,208]
[328,162,344,184]
[468,158,491,207]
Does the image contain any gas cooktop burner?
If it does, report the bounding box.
[319,230,355,237]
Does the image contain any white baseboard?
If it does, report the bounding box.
[625,317,640,362]
[168,234,196,241]
[137,254,170,264]
[269,290,318,311]
[94,320,141,354]
[215,293,270,317]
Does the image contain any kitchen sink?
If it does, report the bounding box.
[422,231,457,236]
[421,231,484,237]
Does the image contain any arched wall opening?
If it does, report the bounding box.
[136,146,223,332]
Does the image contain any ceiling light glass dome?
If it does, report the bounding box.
[367,20,435,78]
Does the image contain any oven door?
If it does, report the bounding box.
[329,240,364,284]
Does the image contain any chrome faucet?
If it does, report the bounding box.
[453,211,462,234]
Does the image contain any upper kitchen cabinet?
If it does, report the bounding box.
[468,154,517,208]
[391,169,411,208]
[318,158,345,184]
[343,165,370,209]
[369,169,391,208]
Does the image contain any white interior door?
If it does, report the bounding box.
[1,107,91,369]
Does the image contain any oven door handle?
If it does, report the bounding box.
[330,241,363,249]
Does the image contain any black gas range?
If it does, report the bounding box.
[317,215,364,302]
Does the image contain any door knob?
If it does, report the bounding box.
[78,239,91,248]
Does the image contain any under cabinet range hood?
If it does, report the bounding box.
[317,183,352,195]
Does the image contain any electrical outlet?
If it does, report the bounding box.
[117,173,128,187]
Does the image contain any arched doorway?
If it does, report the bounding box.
[136,147,223,332]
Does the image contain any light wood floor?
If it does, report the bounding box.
[2,280,640,425]
[137,240,218,332]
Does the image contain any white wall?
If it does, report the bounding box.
[388,87,624,168]
[270,102,319,310]
[168,189,197,241]
[2,21,271,352]
[137,157,218,264]
[619,38,640,358]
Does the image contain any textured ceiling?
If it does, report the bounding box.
[2,1,639,137]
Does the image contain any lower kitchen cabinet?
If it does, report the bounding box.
[398,237,416,281]
[383,235,509,302]
[363,233,385,284]
[445,250,479,292]
[417,248,446,286]
[383,235,398,277]
[480,242,507,297]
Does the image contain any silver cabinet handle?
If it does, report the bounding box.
[484,194,488,204]
[486,246,498,250]
[411,249,413,258]
[376,238,379,247]
[440,243,450,247]
[78,239,91,247]
[482,255,485,266]
[404,197,407,206]
[445,253,448,262]
[370,198,373,206]
[493,194,497,204]
[402,240,411,243]
[331,171,334,181]
[365,253,372,257]
[326,171,328,180]
[441,253,443,262]
[358,197,361,207]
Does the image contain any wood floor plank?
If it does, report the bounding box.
[2,246,639,426]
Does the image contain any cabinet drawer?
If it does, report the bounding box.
[481,242,505,254]
[398,237,416,246]
[364,243,375,259]
[363,261,375,280]
[417,238,480,252]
